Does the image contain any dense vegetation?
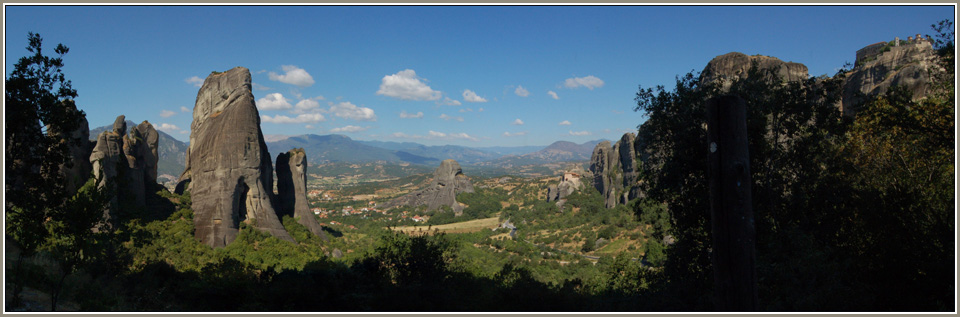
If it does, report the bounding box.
[631,21,954,311]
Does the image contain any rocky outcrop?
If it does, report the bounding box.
[54,101,94,196]
[88,115,160,227]
[546,170,585,211]
[276,148,327,241]
[182,67,293,247]
[700,52,809,93]
[589,133,643,209]
[382,159,474,213]
[842,36,939,116]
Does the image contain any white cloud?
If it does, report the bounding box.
[459,108,473,113]
[179,130,188,134]
[390,132,418,139]
[185,76,203,87]
[261,113,326,124]
[390,131,477,141]
[558,120,572,126]
[569,130,592,136]
[329,125,369,133]
[376,69,441,101]
[548,91,560,99]
[430,130,478,141]
[478,107,484,112]
[438,97,461,106]
[305,124,315,129]
[439,114,464,122]
[252,83,271,91]
[329,102,376,121]
[462,89,488,103]
[399,111,424,119]
[180,106,191,112]
[447,132,479,141]
[294,99,322,113]
[268,65,315,87]
[514,85,530,97]
[563,75,605,90]
[257,93,293,110]
[160,110,176,118]
[512,118,524,125]
[156,123,180,133]
[503,131,528,137]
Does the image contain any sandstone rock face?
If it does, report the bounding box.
[88,115,162,228]
[276,149,327,240]
[547,172,583,202]
[589,133,643,209]
[135,121,160,186]
[183,67,293,247]
[90,117,127,226]
[700,52,809,93]
[382,159,474,213]
[55,102,93,196]
[842,37,938,116]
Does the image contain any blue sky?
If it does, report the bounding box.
[4,5,954,147]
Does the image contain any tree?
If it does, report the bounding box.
[43,174,110,311]
[5,32,83,309]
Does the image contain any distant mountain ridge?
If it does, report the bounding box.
[483,139,607,166]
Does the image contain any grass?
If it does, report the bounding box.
[391,216,500,235]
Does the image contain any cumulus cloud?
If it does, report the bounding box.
[430,130,478,141]
[390,131,477,142]
[294,99,322,113]
[257,93,293,110]
[305,124,315,129]
[503,131,528,137]
[399,111,424,119]
[261,113,326,124]
[559,120,572,126]
[268,65,315,87]
[376,69,441,101]
[156,123,180,133]
[548,91,560,99]
[180,106,191,112]
[439,114,464,122]
[459,108,473,113]
[252,83,271,91]
[438,97,462,106]
[569,130,592,136]
[462,89,488,103]
[514,85,530,97]
[512,118,524,125]
[329,102,376,121]
[563,75,605,90]
[185,76,203,87]
[159,110,176,118]
[329,125,369,133]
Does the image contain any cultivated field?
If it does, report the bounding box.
[391,216,501,235]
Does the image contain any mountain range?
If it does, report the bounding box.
[89,122,605,181]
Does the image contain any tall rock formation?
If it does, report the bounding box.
[842,35,939,116]
[88,115,160,227]
[382,159,474,213]
[699,52,809,93]
[589,133,643,209]
[53,101,94,196]
[276,148,328,240]
[181,67,294,247]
